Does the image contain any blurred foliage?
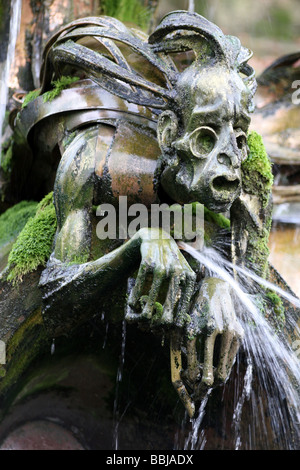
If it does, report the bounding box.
[100,0,153,30]
[154,0,300,42]
[253,5,295,40]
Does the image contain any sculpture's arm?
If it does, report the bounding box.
[39,227,142,336]
[40,227,196,337]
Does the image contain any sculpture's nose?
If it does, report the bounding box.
[211,174,241,193]
[217,152,239,169]
[217,129,240,169]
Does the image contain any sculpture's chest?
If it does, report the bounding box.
[93,120,160,208]
[55,120,161,215]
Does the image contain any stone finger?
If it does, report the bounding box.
[160,274,181,325]
[128,261,150,310]
[216,330,234,382]
[202,331,218,386]
[175,272,196,328]
[141,270,165,320]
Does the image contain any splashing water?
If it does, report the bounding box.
[184,389,212,450]
[0,0,22,159]
[232,358,253,450]
[178,241,300,449]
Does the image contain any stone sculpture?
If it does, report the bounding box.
[0,11,298,422]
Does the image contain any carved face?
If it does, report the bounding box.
[157,64,251,212]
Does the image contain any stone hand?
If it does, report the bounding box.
[187,277,244,387]
[126,228,196,328]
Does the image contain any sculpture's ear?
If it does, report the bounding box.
[157,110,179,153]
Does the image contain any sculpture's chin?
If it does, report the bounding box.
[202,191,240,213]
[159,183,238,213]
[203,198,233,213]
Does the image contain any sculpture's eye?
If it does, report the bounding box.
[189,126,217,158]
[235,130,248,161]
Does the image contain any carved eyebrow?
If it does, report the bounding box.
[188,106,224,128]
[193,99,224,114]
[235,112,251,129]
[188,103,251,130]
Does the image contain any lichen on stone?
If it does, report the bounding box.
[6,192,57,283]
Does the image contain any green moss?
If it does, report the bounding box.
[242,131,273,207]
[204,207,230,229]
[6,192,57,283]
[101,0,151,30]
[240,133,273,275]
[191,202,230,230]
[244,131,273,186]
[265,291,285,329]
[0,200,38,246]
[1,135,14,174]
[21,77,77,110]
[36,191,54,212]
[243,203,272,278]
[154,301,163,315]
[43,76,80,103]
[1,142,13,174]
[21,89,40,109]
[67,254,90,266]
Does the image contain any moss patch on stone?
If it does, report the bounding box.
[21,89,40,109]
[246,222,272,277]
[265,291,285,330]
[43,76,80,103]
[242,131,273,207]
[0,200,38,246]
[243,131,273,187]
[6,192,57,283]
[1,138,13,174]
[203,207,230,229]
[191,202,230,229]
[21,76,80,109]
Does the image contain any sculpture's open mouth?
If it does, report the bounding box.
[212,175,240,193]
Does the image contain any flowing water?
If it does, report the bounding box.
[179,241,300,450]
[0,0,22,158]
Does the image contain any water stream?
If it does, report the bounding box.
[0,0,22,159]
[178,241,300,450]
